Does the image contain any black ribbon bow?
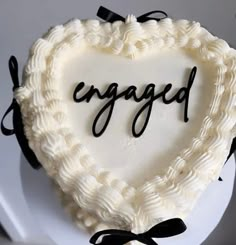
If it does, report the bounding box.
[1,56,41,169]
[90,218,187,245]
[97,6,168,23]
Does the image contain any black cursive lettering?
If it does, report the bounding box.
[73,66,197,137]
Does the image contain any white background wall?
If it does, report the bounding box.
[0,1,236,244]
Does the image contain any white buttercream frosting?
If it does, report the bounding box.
[15,16,236,242]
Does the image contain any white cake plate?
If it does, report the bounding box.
[20,155,235,245]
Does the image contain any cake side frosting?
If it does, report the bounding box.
[13,16,236,239]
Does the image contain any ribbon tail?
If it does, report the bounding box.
[8,56,20,90]
[227,137,236,161]
[97,6,125,23]
[137,10,168,22]
[1,100,15,136]
[147,218,187,238]
[218,136,236,181]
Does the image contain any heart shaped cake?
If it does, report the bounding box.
[3,7,236,245]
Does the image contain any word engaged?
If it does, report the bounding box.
[73,67,197,137]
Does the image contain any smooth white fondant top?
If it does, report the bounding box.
[62,47,212,187]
